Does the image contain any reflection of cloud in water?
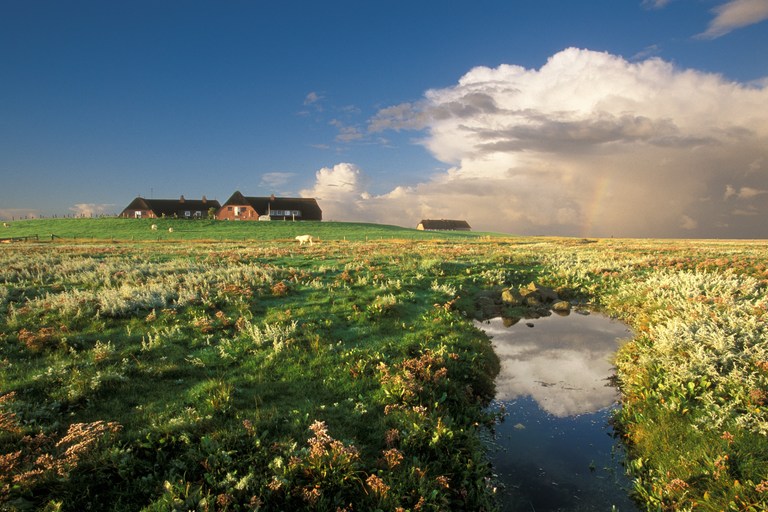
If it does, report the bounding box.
[476,313,632,417]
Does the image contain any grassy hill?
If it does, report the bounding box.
[2,217,499,242]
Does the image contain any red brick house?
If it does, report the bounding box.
[120,196,221,219]
[216,191,322,221]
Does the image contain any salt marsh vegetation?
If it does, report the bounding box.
[0,229,766,511]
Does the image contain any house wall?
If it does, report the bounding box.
[121,209,156,219]
[180,210,209,219]
[269,210,303,221]
[216,205,258,221]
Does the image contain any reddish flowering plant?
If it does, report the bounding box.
[366,474,390,496]
[1,420,122,499]
[665,478,689,493]
[0,392,20,434]
[17,327,58,352]
[382,448,404,469]
[384,428,400,447]
[274,420,364,504]
[270,281,289,296]
[379,350,451,407]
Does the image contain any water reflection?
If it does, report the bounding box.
[481,312,631,417]
[477,312,637,511]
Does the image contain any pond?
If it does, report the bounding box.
[477,311,638,512]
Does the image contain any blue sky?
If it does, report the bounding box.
[2,0,767,237]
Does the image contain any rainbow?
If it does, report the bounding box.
[581,174,612,237]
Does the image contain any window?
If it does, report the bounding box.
[272,209,297,216]
[184,211,191,218]
[135,211,142,218]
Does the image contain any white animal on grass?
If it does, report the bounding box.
[295,234,313,245]
[2,223,8,228]
[168,227,174,233]
[151,224,158,231]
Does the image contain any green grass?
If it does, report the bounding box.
[2,217,499,242]
[0,231,506,511]
[1,228,767,511]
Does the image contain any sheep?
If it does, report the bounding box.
[295,234,313,246]
[151,224,158,231]
[168,227,174,233]
[2,223,8,228]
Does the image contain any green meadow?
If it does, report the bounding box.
[1,219,767,511]
[1,217,491,242]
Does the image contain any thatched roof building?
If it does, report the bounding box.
[216,191,322,221]
[120,196,220,219]
[416,219,471,231]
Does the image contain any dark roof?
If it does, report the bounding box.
[122,196,220,217]
[418,219,472,230]
[222,191,322,220]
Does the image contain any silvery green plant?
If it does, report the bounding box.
[240,319,299,353]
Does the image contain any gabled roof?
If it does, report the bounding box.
[224,190,249,205]
[123,196,221,217]
[418,219,472,230]
[221,191,322,219]
[124,197,152,211]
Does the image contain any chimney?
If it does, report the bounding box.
[270,194,276,201]
[179,195,185,203]
[202,195,207,204]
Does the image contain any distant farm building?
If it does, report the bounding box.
[120,196,221,219]
[417,219,472,231]
[216,191,322,221]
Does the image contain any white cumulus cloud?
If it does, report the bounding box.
[306,48,768,237]
[304,91,321,105]
[698,0,768,38]
[725,185,768,199]
[69,203,114,217]
[259,172,295,189]
[0,208,41,220]
[642,0,673,8]
[300,163,369,221]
